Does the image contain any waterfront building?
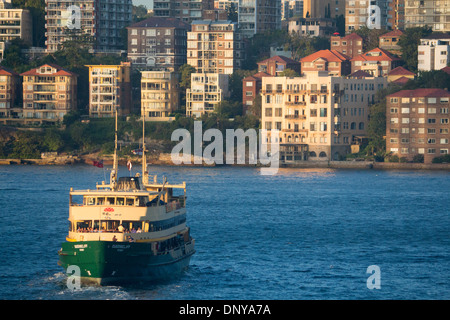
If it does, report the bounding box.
[417,35,450,72]
[0,0,32,60]
[141,70,180,120]
[45,0,132,53]
[300,50,352,77]
[351,47,402,77]
[386,88,450,164]
[288,17,336,37]
[237,0,281,38]
[404,0,450,32]
[0,65,18,119]
[20,63,77,122]
[186,73,229,117]
[330,33,363,58]
[261,71,387,162]
[187,20,243,75]
[387,0,405,30]
[257,55,301,77]
[87,62,132,118]
[126,17,190,71]
[242,71,272,115]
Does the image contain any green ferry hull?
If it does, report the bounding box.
[58,241,195,285]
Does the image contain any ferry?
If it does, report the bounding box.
[58,112,195,285]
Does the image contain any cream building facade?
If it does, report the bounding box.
[141,71,180,120]
[186,73,229,117]
[87,62,132,118]
[261,71,387,162]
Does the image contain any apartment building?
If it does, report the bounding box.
[330,33,363,58]
[345,0,390,33]
[404,0,450,32]
[418,35,450,72]
[186,73,229,117]
[386,88,450,164]
[0,66,18,118]
[257,55,301,76]
[238,0,281,38]
[351,48,402,76]
[281,0,303,20]
[153,0,226,24]
[187,20,243,75]
[45,0,132,53]
[261,71,387,162]
[242,71,272,115]
[87,62,132,118]
[126,17,190,71]
[300,50,352,77]
[20,64,77,122]
[387,0,405,30]
[0,0,32,44]
[141,71,180,120]
[387,66,415,84]
[303,0,345,19]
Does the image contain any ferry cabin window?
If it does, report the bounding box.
[97,197,105,205]
[121,221,143,232]
[106,197,115,205]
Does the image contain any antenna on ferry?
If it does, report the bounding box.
[111,104,119,190]
[142,109,149,186]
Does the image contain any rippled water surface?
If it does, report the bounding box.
[0,164,449,300]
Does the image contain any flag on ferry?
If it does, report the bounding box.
[127,160,132,171]
[93,160,103,168]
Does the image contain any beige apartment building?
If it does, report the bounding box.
[141,71,180,120]
[87,62,132,118]
[386,88,450,164]
[187,20,242,75]
[0,0,32,60]
[261,71,387,162]
[20,64,77,122]
[186,73,229,117]
[404,0,450,32]
[0,65,18,119]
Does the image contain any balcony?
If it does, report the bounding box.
[285,115,306,120]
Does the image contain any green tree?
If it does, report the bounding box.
[215,100,242,118]
[228,69,256,103]
[354,26,389,52]
[398,26,433,72]
[279,68,299,77]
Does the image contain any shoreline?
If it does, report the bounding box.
[1,154,450,171]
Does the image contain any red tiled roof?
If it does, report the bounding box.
[391,76,411,85]
[380,29,403,38]
[348,70,374,78]
[351,47,401,62]
[441,66,450,75]
[343,33,363,41]
[387,88,450,98]
[0,66,18,76]
[300,49,351,63]
[258,55,300,65]
[389,66,415,76]
[20,64,77,77]
[243,72,272,81]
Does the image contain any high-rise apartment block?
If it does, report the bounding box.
[87,62,132,118]
[186,73,229,117]
[187,20,243,75]
[418,35,450,72]
[45,0,132,53]
[345,0,389,33]
[386,88,450,164]
[261,71,387,162]
[237,0,281,38]
[141,71,180,120]
[303,0,345,19]
[0,0,32,60]
[153,0,227,24]
[127,17,190,71]
[387,0,405,30]
[0,66,18,119]
[20,64,78,121]
[404,0,450,32]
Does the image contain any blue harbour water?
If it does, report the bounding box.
[0,164,449,300]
